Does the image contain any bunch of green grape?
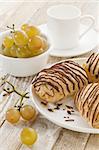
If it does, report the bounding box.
[6,105,37,124]
[1,24,48,58]
[6,106,38,146]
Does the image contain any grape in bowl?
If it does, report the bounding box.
[0,24,50,77]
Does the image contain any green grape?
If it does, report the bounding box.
[13,31,28,46]
[28,36,43,51]
[30,48,44,57]
[20,105,36,121]
[3,36,14,48]
[6,108,20,124]
[0,50,3,55]
[0,45,4,55]
[21,24,29,30]
[22,25,40,38]
[16,45,32,58]
[42,38,48,50]
[1,44,5,49]
[3,47,11,57]
[20,128,37,146]
[10,45,18,57]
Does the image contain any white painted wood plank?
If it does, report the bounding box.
[53,129,90,150]
[84,134,99,150]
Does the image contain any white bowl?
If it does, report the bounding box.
[0,30,51,77]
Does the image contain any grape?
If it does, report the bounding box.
[3,48,11,57]
[31,48,44,57]
[6,108,20,124]
[13,31,28,46]
[42,38,48,50]
[10,45,18,57]
[3,36,14,48]
[0,49,3,55]
[20,128,37,145]
[21,24,29,30]
[28,36,43,51]
[20,105,36,121]
[16,46,32,58]
[22,25,40,38]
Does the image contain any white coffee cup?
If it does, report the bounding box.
[47,5,95,49]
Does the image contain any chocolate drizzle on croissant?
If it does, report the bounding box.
[75,83,99,128]
[32,60,88,103]
[86,53,99,81]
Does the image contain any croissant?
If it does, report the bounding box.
[74,83,99,128]
[84,52,99,83]
[32,60,88,103]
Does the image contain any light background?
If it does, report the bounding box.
[0,0,98,29]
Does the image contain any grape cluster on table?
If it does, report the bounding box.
[6,105,38,146]
[1,24,48,58]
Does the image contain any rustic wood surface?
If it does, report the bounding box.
[0,1,99,150]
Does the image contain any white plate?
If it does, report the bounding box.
[30,58,99,134]
[39,24,98,57]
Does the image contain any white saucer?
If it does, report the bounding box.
[39,24,98,57]
[30,58,99,134]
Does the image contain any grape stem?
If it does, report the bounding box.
[7,24,15,33]
[20,96,24,106]
[2,80,29,107]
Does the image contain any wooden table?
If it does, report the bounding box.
[0,1,99,150]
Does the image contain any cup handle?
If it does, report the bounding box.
[80,15,95,39]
